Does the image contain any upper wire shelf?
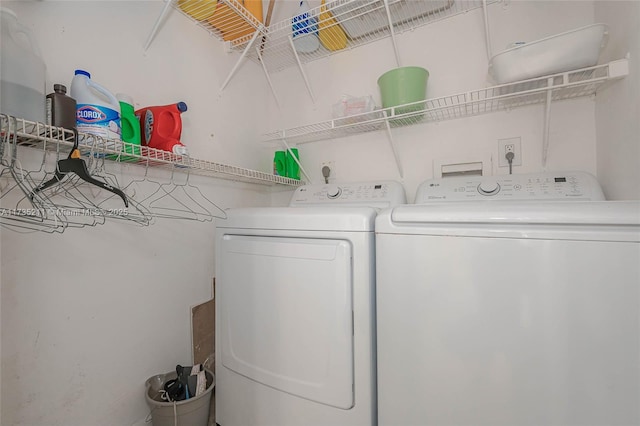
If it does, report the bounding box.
[1,115,301,186]
[260,0,494,72]
[172,0,496,73]
[171,0,264,48]
[263,59,629,144]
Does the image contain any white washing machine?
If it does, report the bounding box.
[215,181,406,426]
[375,171,640,426]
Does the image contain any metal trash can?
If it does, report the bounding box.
[145,369,214,426]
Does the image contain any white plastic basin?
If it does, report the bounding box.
[489,23,609,84]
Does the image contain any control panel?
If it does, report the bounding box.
[289,181,407,208]
[415,171,605,203]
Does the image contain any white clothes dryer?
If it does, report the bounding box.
[375,172,640,426]
[215,181,406,426]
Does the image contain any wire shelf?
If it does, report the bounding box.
[1,115,302,187]
[264,59,629,144]
[172,0,264,48]
[172,0,495,73]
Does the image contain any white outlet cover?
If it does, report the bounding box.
[498,137,522,167]
[321,161,336,182]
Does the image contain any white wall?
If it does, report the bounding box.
[595,1,640,200]
[265,1,609,200]
[1,0,637,425]
[0,2,278,426]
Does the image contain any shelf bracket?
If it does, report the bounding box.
[280,135,312,183]
[482,0,493,61]
[288,36,316,103]
[383,116,404,179]
[542,77,554,168]
[256,46,281,108]
[220,28,264,94]
[382,0,401,67]
[144,0,173,52]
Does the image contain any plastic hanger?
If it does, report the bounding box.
[21,133,105,230]
[30,129,128,207]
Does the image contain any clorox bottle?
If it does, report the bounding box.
[70,69,121,141]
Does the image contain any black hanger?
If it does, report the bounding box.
[31,129,128,207]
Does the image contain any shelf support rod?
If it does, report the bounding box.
[220,28,263,93]
[383,115,404,179]
[482,0,493,61]
[542,78,554,168]
[144,0,173,52]
[280,137,312,183]
[288,36,316,103]
[256,46,281,108]
[382,0,401,67]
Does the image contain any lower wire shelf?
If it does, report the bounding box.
[264,59,629,145]
[1,115,302,187]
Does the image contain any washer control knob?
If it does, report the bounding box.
[478,180,500,195]
[327,186,342,199]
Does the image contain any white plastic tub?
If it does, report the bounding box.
[489,23,609,84]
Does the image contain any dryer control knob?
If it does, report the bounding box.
[478,180,500,195]
[327,186,342,199]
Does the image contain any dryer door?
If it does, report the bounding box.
[219,234,354,409]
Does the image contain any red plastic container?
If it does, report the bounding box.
[135,102,188,155]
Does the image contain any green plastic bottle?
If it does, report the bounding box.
[116,93,141,161]
[286,148,300,180]
[273,151,287,176]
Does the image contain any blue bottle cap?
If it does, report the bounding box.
[177,102,188,113]
[75,69,90,78]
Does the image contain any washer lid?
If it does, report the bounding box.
[377,201,640,241]
[218,206,377,231]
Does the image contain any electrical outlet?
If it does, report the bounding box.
[321,161,336,183]
[498,137,522,167]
